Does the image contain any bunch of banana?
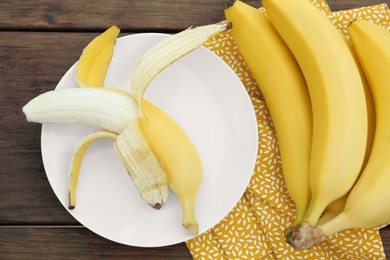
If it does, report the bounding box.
[316,35,376,227]
[257,0,390,250]
[224,0,312,226]
[23,22,231,234]
[313,19,390,248]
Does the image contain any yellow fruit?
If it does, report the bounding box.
[294,20,390,249]
[224,0,312,226]
[140,102,203,234]
[263,0,367,249]
[318,35,376,226]
[317,195,347,226]
[318,19,390,237]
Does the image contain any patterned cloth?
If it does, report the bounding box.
[186,0,390,259]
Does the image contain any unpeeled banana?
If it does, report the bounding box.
[23,22,231,234]
[224,0,312,226]
[283,19,390,250]
[317,31,376,228]
[316,18,390,243]
[262,0,368,249]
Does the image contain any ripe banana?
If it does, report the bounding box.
[224,0,312,226]
[138,101,203,235]
[76,25,120,88]
[318,34,376,226]
[131,22,231,117]
[317,195,348,226]
[24,87,203,232]
[317,19,390,241]
[115,119,169,209]
[262,0,367,249]
[24,88,169,209]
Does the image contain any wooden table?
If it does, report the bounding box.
[1,0,389,259]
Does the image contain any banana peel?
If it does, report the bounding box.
[68,131,118,209]
[131,22,231,118]
[76,25,120,88]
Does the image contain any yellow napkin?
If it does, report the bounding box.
[186,1,390,259]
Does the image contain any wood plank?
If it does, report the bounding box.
[381,228,390,259]
[0,227,388,259]
[0,0,260,32]
[0,227,192,260]
[0,0,388,31]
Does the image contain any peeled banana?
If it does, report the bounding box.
[24,88,169,209]
[224,0,312,226]
[23,22,232,234]
[262,0,367,249]
[23,88,138,134]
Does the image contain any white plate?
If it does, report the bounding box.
[41,33,258,247]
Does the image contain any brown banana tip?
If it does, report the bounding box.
[225,0,236,9]
[347,19,357,28]
[284,226,293,241]
[183,222,199,235]
[152,203,162,210]
[226,22,233,30]
[285,223,326,250]
[347,18,363,28]
[68,205,75,210]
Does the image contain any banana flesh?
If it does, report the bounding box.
[23,88,139,134]
[225,0,312,226]
[115,119,169,209]
[131,22,231,117]
[263,0,367,246]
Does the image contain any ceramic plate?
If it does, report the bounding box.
[41,33,258,247]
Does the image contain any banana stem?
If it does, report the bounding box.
[285,222,326,250]
[302,196,329,226]
[318,212,354,236]
[292,207,307,227]
[180,196,199,235]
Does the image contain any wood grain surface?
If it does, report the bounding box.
[1,0,389,259]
